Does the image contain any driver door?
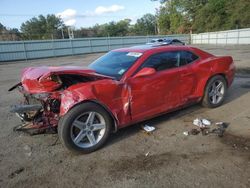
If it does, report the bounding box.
[127,51,181,123]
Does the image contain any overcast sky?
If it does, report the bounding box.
[0,0,161,29]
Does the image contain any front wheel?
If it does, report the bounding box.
[58,102,113,154]
[202,75,227,108]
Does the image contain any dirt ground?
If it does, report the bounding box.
[0,45,250,188]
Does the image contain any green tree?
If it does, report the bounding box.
[20,14,64,40]
[103,19,131,37]
[0,22,21,41]
[226,0,250,29]
[192,0,228,32]
[156,0,188,34]
[154,0,250,33]
[133,14,157,35]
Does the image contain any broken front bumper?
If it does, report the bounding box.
[9,84,60,135]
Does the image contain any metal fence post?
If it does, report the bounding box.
[216,32,218,46]
[208,32,210,44]
[22,41,28,61]
[237,29,240,45]
[89,39,92,53]
[108,36,110,51]
[226,32,228,45]
[52,38,55,57]
[106,36,109,51]
[70,39,73,55]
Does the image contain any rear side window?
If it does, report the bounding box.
[180,51,199,66]
[139,50,199,73]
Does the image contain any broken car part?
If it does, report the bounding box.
[193,118,211,128]
[142,124,156,133]
[188,119,229,137]
[189,129,200,135]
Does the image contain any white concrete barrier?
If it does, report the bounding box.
[191,28,250,45]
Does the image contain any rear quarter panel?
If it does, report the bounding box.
[210,56,235,87]
[194,55,235,98]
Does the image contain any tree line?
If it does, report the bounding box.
[0,0,249,40]
[156,0,250,34]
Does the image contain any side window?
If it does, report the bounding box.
[180,51,199,66]
[141,51,180,71]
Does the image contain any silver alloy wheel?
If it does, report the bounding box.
[208,80,225,104]
[70,111,106,148]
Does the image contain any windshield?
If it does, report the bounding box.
[89,51,142,80]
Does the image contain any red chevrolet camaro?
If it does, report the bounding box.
[10,44,235,153]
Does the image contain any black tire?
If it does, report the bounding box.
[58,102,113,154]
[202,75,227,108]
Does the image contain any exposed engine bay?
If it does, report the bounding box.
[9,66,111,135]
[10,91,60,134]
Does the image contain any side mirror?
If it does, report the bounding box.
[134,67,156,78]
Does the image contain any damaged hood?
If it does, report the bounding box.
[20,66,112,93]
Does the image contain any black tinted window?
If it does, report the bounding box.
[140,50,199,72]
[141,51,180,71]
[180,51,199,66]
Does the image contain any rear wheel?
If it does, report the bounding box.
[202,75,227,108]
[58,102,113,154]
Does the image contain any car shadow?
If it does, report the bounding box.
[106,103,204,148]
[106,75,249,148]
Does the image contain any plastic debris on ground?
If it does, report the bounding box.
[184,118,229,137]
[183,131,189,136]
[193,118,211,128]
[142,124,156,133]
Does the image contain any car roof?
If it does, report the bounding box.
[113,44,214,59]
[113,44,195,53]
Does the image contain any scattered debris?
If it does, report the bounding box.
[8,167,24,179]
[201,128,210,136]
[216,122,229,129]
[212,122,229,137]
[23,145,32,157]
[189,129,200,135]
[184,119,229,137]
[145,152,150,157]
[193,118,211,128]
[142,124,156,133]
[183,131,189,136]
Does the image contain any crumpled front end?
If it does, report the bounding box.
[10,85,61,135]
[9,66,111,135]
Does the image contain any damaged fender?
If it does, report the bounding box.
[59,80,132,129]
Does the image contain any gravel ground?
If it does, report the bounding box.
[0,45,249,188]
